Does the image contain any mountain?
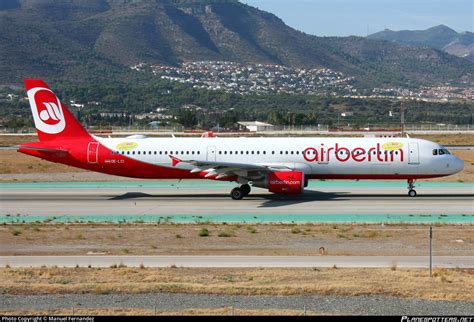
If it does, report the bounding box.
[368,25,474,62]
[1,0,473,87]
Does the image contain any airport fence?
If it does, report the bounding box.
[1,123,472,135]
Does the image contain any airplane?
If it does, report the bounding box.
[18,79,464,200]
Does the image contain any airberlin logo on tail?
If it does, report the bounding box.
[27,87,65,134]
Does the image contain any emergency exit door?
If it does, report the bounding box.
[408,143,419,164]
[207,146,216,161]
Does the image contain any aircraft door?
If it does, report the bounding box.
[408,143,420,164]
[207,146,217,161]
[87,142,99,164]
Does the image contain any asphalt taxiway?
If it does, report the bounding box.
[0,181,472,223]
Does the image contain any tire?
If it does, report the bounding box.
[240,184,251,195]
[231,187,244,200]
[408,189,417,197]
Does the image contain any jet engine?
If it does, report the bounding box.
[253,171,305,195]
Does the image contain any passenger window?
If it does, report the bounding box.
[192,151,195,155]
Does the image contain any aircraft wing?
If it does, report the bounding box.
[169,155,290,180]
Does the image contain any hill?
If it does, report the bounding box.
[0,0,472,87]
[368,25,474,62]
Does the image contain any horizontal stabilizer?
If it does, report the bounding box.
[18,145,69,154]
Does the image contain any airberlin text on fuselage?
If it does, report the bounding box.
[303,143,404,163]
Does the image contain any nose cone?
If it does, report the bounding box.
[451,157,464,174]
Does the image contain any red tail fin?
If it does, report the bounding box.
[24,79,91,141]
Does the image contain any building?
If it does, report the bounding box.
[237,121,274,132]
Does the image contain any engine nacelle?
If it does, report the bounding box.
[264,171,305,195]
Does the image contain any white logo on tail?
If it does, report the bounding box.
[27,87,66,134]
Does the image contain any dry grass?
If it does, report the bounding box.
[416,134,473,146]
[0,267,472,301]
[0,150,84,174]
[0,308,323,316]
[1,223,473,257]
[0,135,38,146]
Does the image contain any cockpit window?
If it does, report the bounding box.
[433,148,450,156]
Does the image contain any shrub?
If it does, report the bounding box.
[218,231,234,238]
[10,228,21,236]
[247,227,257,234]
[199,228,209,237]
[291,227,301,234]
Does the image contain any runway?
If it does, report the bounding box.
[1,255,473,268]
[0,181,472,223]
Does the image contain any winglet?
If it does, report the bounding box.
[169,155,182,167]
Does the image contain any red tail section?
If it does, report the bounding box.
[24,79,91,141]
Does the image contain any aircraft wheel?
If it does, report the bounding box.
[408,189,417,197]
[231,187,244,200]
[240,184,251,196]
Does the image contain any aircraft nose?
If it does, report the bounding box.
[451,156,464,174]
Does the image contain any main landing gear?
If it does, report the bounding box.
[230,184,251,200]
[407,179,417,197]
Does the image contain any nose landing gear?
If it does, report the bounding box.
[230,184,251,200]
[407,179,417,197]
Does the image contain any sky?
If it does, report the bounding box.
[242,0,473,37]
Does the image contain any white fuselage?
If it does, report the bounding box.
[97,136,464,179]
